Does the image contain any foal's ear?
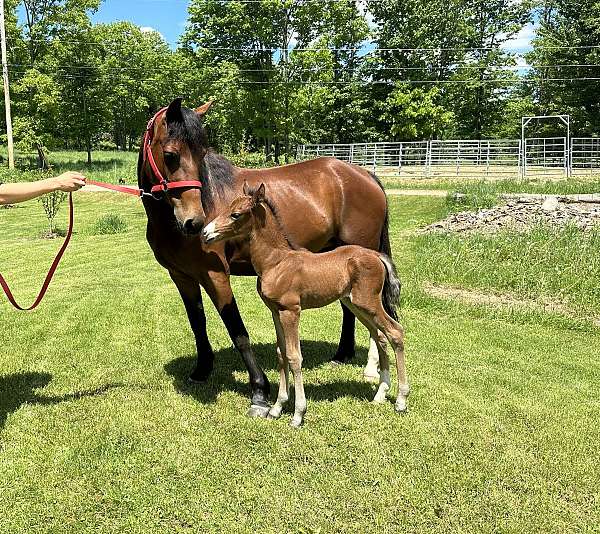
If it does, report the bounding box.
[242,180,251,196]
[166,97,183,123]
[195,101,214,118]
[253,183,266,203]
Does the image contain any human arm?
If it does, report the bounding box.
[0,172,86,205]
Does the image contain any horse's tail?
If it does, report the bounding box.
[379,254,401,321]
[368,171,400,320]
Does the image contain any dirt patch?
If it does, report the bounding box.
[424,196,600,234]
[423,283,600,326]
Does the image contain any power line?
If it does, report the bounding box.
[12,37,600,53]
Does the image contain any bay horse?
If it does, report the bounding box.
[138,98,392,417]
[201,182,407,426]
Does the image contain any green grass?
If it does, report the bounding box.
[1,192,600,532]
[381,175,600,196]
[1,150,139,185]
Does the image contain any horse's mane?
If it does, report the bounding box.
[245,184,302,251]
[138,106,235,213]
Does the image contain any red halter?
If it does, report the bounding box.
[142,107,203,197]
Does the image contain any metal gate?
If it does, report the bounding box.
[522,137,568,178]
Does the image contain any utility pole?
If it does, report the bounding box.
[0,0,15,169]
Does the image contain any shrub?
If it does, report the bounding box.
[39,190,66,236]
[91,213,128,235]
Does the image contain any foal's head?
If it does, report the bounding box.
[202,182,266,245]
[140,97,213,235]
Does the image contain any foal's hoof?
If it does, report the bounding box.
[290,415,304,428]
[395,400,408,414]
[267,407,282,420]
[247,404,271,419]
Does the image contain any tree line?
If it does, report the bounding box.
[1,0,599,165]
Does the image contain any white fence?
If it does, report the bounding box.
[298,137,600,179]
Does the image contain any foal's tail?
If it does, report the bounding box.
[379,254,401,321]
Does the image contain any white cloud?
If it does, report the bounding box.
[501,23,537,52]
[140,26,166,41]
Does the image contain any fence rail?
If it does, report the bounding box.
[298,137,600,179]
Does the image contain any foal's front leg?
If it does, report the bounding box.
[267,310,289,420]
[280,307,306,427]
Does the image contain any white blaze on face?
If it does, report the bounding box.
[202,220,219,242]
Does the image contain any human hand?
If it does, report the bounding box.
[49,172,87,192]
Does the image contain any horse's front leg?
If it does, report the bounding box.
[169,271,214,382]
[201,270,271,418]
[332,302,356,364]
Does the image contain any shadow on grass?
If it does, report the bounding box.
[0,372,122,432]
[164,341,373,406]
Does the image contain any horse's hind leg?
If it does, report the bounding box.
[268,311,290,420]
[169,271,214,382]
[332,302,355,364]
[364,336,381,383]
[201,270,270,418]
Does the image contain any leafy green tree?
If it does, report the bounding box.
[528,0,600,134]
[379,84,454,140]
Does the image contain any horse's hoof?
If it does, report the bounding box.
[247,404,270,418]
[188,366,212,384]
[187,375,208,385]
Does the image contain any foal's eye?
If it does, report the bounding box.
[231,212,241,221]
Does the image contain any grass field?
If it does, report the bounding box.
[1,189,599,533]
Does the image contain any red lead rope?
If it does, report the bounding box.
[0,193,74,311]
[0,107,203,311]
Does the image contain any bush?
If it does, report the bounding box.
[91,213,128,235]
[39,190,67,236]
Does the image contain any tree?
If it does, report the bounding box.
[528,0,600,135]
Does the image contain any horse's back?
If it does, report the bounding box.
[235,157,387,251]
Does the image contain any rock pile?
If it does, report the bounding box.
[424,195,600,234]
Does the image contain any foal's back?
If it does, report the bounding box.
[260,245,385,310]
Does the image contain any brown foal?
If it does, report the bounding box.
[202,182,408,427]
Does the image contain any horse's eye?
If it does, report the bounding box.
[231,212,241,221]
[164,152,179,165]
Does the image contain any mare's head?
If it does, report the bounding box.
[201,182,266,245]
[139,97,214,235]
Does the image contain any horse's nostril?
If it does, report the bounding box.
[184,219,199,233]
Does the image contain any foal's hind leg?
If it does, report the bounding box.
[268,311,290,420]
[341,298,390,403]
[346,291,408,413]
[280,307,306,428]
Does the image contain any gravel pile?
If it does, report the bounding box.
[424,196,600,234]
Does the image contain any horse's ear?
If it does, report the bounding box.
[253,183,266,203]
[166,97,183,123]
[195,101,214,118]
[242,180,251,195]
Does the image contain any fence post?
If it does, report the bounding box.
[398,143,403,176]
[350,144,354,164]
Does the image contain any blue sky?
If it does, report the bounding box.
[91,0,189,46]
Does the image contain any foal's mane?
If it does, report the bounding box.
[246,185,302,251]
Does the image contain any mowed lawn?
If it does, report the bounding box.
[1,192,599,533]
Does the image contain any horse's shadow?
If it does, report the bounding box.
[164,341,375,406]
[0,372,121,433]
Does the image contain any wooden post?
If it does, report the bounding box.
[0,0,14,169]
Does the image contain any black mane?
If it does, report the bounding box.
[138,106,235,213]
